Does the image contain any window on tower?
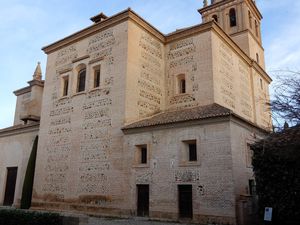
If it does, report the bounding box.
[248,11,252,29]
[256,53,260,64]
[255,20,259,36]
[229,8,237,27]
[212,15,218,23]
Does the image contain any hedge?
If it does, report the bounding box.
[0,209,62,225]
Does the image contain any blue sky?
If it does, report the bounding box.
[0,0,299,128]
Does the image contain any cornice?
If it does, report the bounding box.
[14,79,45,96]
[127,10,165,42]
[211,21,252,64]
[41,7,270,83]
[245,0,263,20]
[42,9,131,54]
[27,79,45,87]
[0,123,39,138]
[14,86,31,96]
[42,8,165,54]
[165,22,213,43]
[209,21,272,82]
[252,60,272,83]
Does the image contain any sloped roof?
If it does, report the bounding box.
[122,103,231,130]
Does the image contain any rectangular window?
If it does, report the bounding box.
[141,147,147,164]
[63,76,69,96]
[260,78,263,90]
[255,20,259,36]
[94,66,101,88]
[180,79,186,94]
[249,179,256,195]
[188,143,197,161]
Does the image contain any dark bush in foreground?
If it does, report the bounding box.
[251,125,300,225]
[0,209,62,225]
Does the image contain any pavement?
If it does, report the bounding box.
[87,217,193,225]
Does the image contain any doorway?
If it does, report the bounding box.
[3,167,18,206]
[137,184,149,217]
[178,185,193,219]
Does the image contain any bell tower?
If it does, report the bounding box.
[199,0,265,68]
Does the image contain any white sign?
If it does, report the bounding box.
[264,207,273,221]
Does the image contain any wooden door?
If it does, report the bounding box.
[137,184,149,217]
[178,185,193,219]
[3,167,18,206]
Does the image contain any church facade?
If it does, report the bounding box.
[0,1,272,224]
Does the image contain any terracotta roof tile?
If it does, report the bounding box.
[123,103,231,130]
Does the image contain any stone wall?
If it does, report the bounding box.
[123,121,236,224]
[0,126,38,206]
[212,31,271,129]
[165,32,214,111]
[125,21,165,123]
[32,21,130,213]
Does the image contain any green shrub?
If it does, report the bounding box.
[0,209,62,225]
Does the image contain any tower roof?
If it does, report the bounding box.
[33,62,42,81]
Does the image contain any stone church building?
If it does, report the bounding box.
[0,0,272,224]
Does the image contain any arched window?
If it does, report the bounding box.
[212,15,218,23]
[248,11,252,28]
[77,68,86,92]
[229,8,237,27]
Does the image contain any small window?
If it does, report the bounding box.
[249,179,256,195]
[177,74,186,94]
[255,20,259,36]
[94,66,101,88]
[77,69,86,92]
[229,8,237,27]
[62,76,69,96]
[248,11,252,29]
[260,78,263,90]
[136,145,148,165]
[256,53,259,64]
[141,147,147,164]
[180,79,186,94]
[189,143,197,161]
[212,15,218,23]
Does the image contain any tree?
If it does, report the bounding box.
[270,71,300,128]
[20,136,38,209]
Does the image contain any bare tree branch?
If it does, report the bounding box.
[270,71,300,129]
